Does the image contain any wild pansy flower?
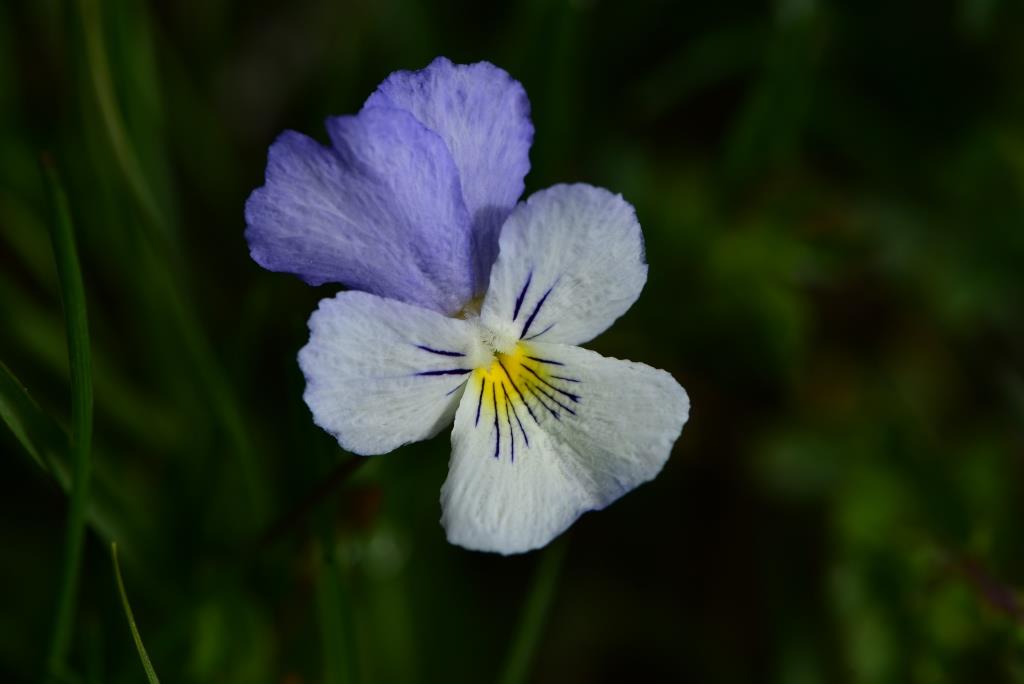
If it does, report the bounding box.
[245,57,690,554]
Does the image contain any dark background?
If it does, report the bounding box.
[2,0,1024,682]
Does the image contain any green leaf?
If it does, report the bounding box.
[41,158,95,679]
[111,543,160,684]
[0,359,58,472]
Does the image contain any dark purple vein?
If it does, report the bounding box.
[492,383,500,459]
[525,380,577,416]
[497,359,539,425]
[523,322,555,341]
[526,355,565,367]
[513,271,532,320]
[520,285,554,339]
[415,345,465,357]
[445,379,468,396]
[475,379,486,426]
[416,369,472,376]
[501,385,515,463]
[521,364,581,402]
[524,381,560,420]
[503,382,529,449]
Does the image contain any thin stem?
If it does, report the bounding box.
[497,538,569,684]
[953,554,1024,625]
[111,543,160,683]
[41,157,95,679]
[315,533,358,684]
[254,457,367,551]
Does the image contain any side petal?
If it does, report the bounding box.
[245,107,476,314]
[480,184,648,346]
[441,342,688,554]
[299,291,484,455]
[365,57,534,290]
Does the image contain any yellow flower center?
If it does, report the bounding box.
[470,342,579,426]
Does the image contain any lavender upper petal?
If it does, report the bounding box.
[365,57,534,292]
[245,106,476,314]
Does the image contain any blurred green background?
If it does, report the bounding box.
[3,0,1024,682]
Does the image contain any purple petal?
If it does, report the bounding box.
[365,57,534,291]
[245,107,477,314]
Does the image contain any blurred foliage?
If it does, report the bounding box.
[2,0,1024,682]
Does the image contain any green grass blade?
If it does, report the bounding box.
[497,539,568,684]
[77,0,165,234]
[0,359,53,472]
[74,0,268,519]
[111,543,160,684]
[0,362,120,541]
[41,158,95,679]
[1,360,161,572]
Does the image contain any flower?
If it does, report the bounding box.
[245,57,690,554]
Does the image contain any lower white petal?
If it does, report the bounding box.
[441,342,689,554]
[299,291,483,455]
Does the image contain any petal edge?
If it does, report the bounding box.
[366,57,534,292]
[440,342,688,554]
[246,107,476,314]
[481,184,648,346]
[299,291,479,455]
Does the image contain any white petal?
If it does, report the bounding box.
[299,291,485,455]
[441,342,689,554]
[481,184,647,346]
